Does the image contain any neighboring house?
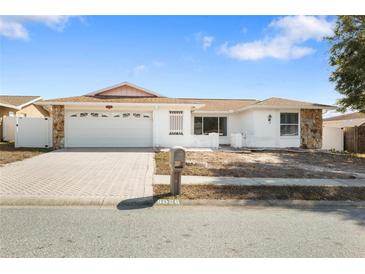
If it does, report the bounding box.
[324,112,365,153]
[323,112,365,128]
[38,82,335,149]
[0,95,49,141]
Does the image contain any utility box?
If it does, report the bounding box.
[169,146,186,195]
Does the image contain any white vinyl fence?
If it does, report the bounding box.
[15,117,53,148]
[3,116,16,142]
[322,127,344,151]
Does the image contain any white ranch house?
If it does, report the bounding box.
[37,82,335,149]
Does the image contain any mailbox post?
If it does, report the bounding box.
[169,146,186,195]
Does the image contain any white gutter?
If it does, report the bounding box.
[36,101,205,109]
[36,99,336,113]
[235,104,336,113]
[193,105,336,114]
[193,110,234,114]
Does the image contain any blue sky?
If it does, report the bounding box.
[0,16,338,105]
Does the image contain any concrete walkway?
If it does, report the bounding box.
[0,148,154,206]
[154,175,365,187]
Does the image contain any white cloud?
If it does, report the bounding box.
[195,32,214,50]
[219,16,334,61]
[131,64,148,76]
[269,15,333,42]
[0,19,28,40]
[202,36,214,50]
[0,16,71,40]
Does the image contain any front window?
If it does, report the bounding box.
[280,113,299,136]
[194,116,227,136]
[203,117,218,134]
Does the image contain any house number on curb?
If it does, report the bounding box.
[156,199,180,205]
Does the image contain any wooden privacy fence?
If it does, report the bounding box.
[344,125,365,153]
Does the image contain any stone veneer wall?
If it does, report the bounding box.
[300,109,322,149]
[52,105,65,149]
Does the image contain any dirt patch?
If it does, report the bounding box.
[0,142,51,166]
[155,151,365,179]
[154,184,365,201]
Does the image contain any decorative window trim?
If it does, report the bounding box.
[68,111,152,119]
[169,111,184,135]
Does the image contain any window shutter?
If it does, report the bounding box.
[169,111,184,135]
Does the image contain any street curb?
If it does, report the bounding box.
[1,196,364,208]
[0,196,104,207]
[154,199,365,208]
[0,196,153,207]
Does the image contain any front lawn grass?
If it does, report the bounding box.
[0,142,51,166]
[154,184,365,201]
[155,150,364,179]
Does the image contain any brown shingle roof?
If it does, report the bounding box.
[0,95,41,108]
[254,97,334,108]
[41,96,259,111]
[41,95,335,111]
[324,112,365,121]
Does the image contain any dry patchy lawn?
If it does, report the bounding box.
[0,142,51,166]
[155,150,365,179]
[154,184,365,201]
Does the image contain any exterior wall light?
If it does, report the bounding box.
[268,114,272,124]
[105,105,113,109]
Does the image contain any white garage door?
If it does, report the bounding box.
[65,111,153,147]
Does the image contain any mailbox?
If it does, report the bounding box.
[169,146,186,170]
[169,146,186,195]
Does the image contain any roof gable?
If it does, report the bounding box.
[86,82,162,98]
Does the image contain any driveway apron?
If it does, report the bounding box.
[0,148,154,204]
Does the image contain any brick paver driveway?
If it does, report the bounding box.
[0,148,154,204]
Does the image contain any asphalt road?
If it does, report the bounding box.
[1,205,364,257]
